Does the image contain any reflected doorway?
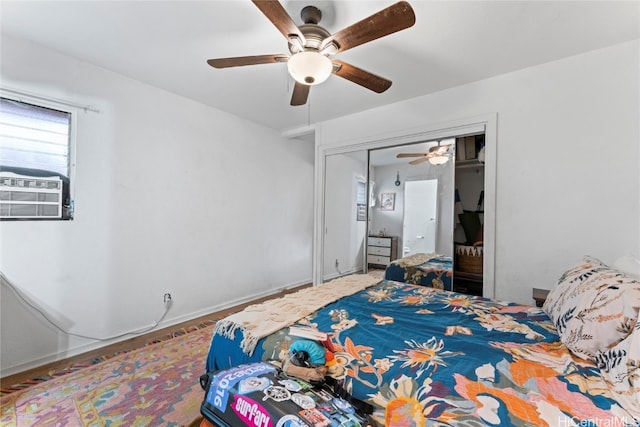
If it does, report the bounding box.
[402,179,438,257]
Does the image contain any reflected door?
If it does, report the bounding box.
[402,179,438,256]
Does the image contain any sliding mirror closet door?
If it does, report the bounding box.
[367,140,455,274]
[315,116,493,294]
[322,151,368,281]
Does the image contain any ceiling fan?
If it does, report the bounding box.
[397,143,453,165]
[206,1,416,106]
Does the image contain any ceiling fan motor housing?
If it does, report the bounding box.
[288,24,331,53]
[287,7,334,86]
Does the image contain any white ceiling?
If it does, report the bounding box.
[1,1,638,133]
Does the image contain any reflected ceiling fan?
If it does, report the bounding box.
[207,1,416,106]
[397,142,453,165]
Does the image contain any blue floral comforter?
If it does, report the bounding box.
[207,280,639,426]
[384,255,453,291]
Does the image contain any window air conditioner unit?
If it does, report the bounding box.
[0,172,63,219]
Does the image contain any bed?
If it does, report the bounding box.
[205,257,640,426]
[383,252,453,291]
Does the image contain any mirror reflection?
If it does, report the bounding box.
[322,151,368,281]
[322,139,456,286]
[367,139,455,290]
[368,139,455,256]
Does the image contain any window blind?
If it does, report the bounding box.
[0,97,71,177]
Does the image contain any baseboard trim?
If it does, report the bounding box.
[1,278,312,378]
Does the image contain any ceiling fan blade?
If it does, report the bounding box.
[397,153,428,158]
[207,54,288,68]
[332,60,392,93]
[409,157,429,165]
[290,82,310,106]
[252,0,306,45]
[321,1,415,53]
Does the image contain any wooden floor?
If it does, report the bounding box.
[1,282,311,390]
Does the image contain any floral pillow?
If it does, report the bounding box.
[542,256,640,361]
[595,313,640,421]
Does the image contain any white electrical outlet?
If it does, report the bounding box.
[164,293,172,304]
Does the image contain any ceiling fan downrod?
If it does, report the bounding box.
[300,5,321,24]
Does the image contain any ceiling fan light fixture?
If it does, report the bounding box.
[428,155,450,165]
[427,141,451,165]
[287,51,332,86]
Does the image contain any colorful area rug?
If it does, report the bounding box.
[1,322,215,426]
[0,320,215,397]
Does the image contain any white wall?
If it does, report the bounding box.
[317,40,639,305]
[0,35,314,375]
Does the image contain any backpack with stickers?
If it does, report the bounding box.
[199,361,371,427]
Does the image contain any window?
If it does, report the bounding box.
[0,95,74,220]
[356,179,366,221]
